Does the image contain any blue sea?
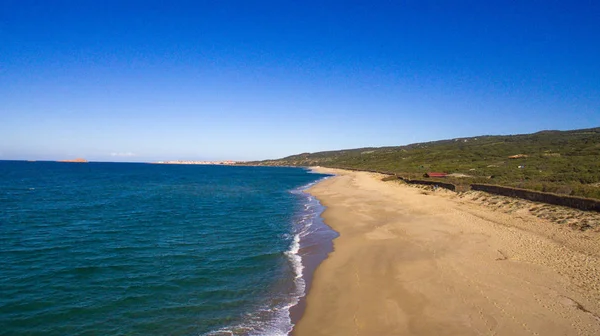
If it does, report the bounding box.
[0,161,336,335]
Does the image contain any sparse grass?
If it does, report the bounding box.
[249,127,600,199]
[460,191,600,231]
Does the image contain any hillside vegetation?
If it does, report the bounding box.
[249,128,600,199]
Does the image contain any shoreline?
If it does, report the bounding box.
[205,172,337,335]
[289,175,338,330]
[293,167,600,335]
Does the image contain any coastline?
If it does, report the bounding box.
[293,167,600,335]
[204,172,337,336]
[289,176,338,330]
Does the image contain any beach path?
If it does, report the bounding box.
[294,168,600,336]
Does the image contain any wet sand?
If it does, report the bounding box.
[293,168,600,336]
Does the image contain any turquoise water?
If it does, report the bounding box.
[0,162,334,335]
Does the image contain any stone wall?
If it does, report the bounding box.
[471,184,600,212]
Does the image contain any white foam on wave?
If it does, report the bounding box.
[285,234,304,280]
[205,176,331,336]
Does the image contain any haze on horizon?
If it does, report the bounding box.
[1,1,599,162]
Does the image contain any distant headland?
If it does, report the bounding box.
[57,158,88,163]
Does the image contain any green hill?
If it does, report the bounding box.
[249,127,600,199]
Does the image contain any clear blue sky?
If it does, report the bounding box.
[1,1,599,162]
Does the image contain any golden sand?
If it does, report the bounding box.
[294,168,600,336]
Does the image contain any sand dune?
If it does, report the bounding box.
[294,168,600,336]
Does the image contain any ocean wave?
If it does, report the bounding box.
[206,177,331,336]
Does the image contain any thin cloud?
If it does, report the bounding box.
[110,152,136,157]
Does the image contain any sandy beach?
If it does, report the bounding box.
[294,167,600,336]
